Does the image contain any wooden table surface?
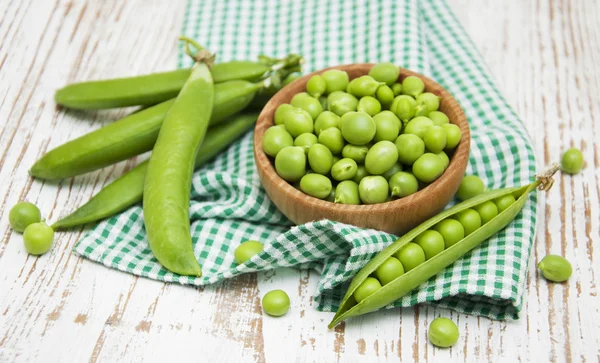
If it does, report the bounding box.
[1,0,598,362]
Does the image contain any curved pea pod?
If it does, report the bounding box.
[30,80,263,180]
[51,112,258,230]
[328,181,540,328]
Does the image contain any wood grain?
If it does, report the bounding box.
[0,0,598,362]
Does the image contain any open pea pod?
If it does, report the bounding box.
[328,180,540,328]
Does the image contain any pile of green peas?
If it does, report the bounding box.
[262,63,462,205]
[8,201,54,255]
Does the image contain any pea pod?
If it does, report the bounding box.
[143,38,214,277]
[328,179,546,328]
[51,112,258,230]
[54,55,302,110]
[30,80,263,180]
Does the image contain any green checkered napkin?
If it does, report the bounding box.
[73,0,537,320]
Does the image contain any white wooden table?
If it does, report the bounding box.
[1,0,598,361]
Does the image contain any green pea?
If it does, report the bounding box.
[428,317,459,348]
[395,134,425,165]
[412,153,445,183]
[340,112,376,145]
[404,116,435,139]
[456,175,486,201]
[331,158,358,181]
[454,209,482,236]
[391,83,403,96]
[306,75,327,98]
[274,103,294,125]
[314,111,341,136]
[22,222,53,255]
[394,242,426,272]
[433,219,465,248]
[326,187,336,203]
[291,92,323,120]
[262,290,291,317]
[352,165,370,184]
[401,76,425,98]
[373,111,401,142]
[294,133,318,154]
[283,107,313,137]
[365,141,399,175]
[319,96,328,110]
[353,277,382,303]
[415,230,445,259]
[9,201,42,233]
[561,148,584,174]
[346,75,381,97]
[234,240,264,264]
[474,201,499,224]
[322,69,350,94]
[342,144,369,163]
[368,62,400,86]
[494,193,516,213]
[437,151,450,169]
[300,173,333,199]
[357,96,382,116]
[391,95,417,122]
[358,176,389,204]
[327,91,358,116]
[423,125,447,153]
[334,180,360,205]
[332,155,341,165]
[381,163,403,180]
[262,126,294,157]
[318,127,345,155]
[428,111,450,125]
[374,257,405,285]
[275,146,306,182]
[442,124,462,150]
[538,255,572,282]
[308,144,334,175]
[389,171,419,198]
[375,85,395,109]
[416,92,441,113]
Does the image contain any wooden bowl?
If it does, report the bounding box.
[254,64,470,235]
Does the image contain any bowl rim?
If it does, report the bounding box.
[253,63,470,216]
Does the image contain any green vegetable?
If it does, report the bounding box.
[372,111,401,142]
[453,209,481,236]
[300,174,333,199]
[340,111,376,145]
[262,126,294,157]
[283,107,314,137]
[275,146,306,182]
[23,222,54,255]
[442,124,462,150]
[353,277,382,303]
[428,111,449,125]
[416,92,441,113]
[375,85,395,109]
[9,201,41,233]
[307,144,334,175]
[346,76,381,98]
[392,95,417,123]
[395,134,425,165]
[314,111,341,136]
[437,151,450,169]
[538,255,572,282]
[433,219,465,248]
[262,290,291,317]
[334,180,360,205]
[234,240,264,264]
[306,75,326,98]
[331,158,358,181]
[357,96,382,116]
[327,91,358,116]
[473,200,498,224]
[381,163,403,180]
[494,193,516,213]
[368,62,400,86]
[391,83,403,96]
[342,144,369,163]
[560,148,584,174]
[318,127,345,155]
[401,76,425,98]
[321,69,350,94]
[428,317,459,348]
[274,104,294,125]
[415,230,445,259]
[394,242,426,272]
[352,165,369,184]
[456,175,486,201]
[142,38,214,277]
[389,171,419,198]
[404,116,435,139]
[358,176,389,204]
[291,92,323,120]
[293,133,318,154]
[374,257,405,285]
[365,141,398,175]
[412,153,445,183]
[423,125,447,153]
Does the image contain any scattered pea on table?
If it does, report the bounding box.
[262,290,291,317]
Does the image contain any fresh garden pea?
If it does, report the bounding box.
[415,230,445,259]
[9,202,41,233]
[412,153,445,183]
[275,146,306,182]
[326,187,336,203]
[375,85,395,109]
[353,277,382,303]
[456,175,485,201]
[394,242,426,272]
[262,290,291,316]
[334,180,361,205]
[428,317,459,348]
[23,222,54,255]
[404,116,435,139]
[365,141,399,175]
[391,95,417,122]
[322,69,350,94]
[283,107,314,137]
[308,144,334,175]
[262,126,294,157]
[389,171,419,198]
[331,158,358,181]
[395,134,425,165]
[416,92,441,113]
[561,148,584,174]
[358,176,389,204]
[494,193,516,213]
[428,111,450,125]
[307,75,327,98]
[319,96,328,110]
[340,112,376,145]
[442,124,462,150]
[300,174,333,199]
[538,255,572,282]
[327,91,359,116]
[346,76,381,97]
[314,111,341,136]
[401,76,425,98]
[291,92,323,120]
[423,125,447,153]
[381,163,403,180]
[453,209,482,236]
[352,165,370,184]
[234,240,264,264]
[374,257,405,285]
[274,104,294,125]
[342,144,369,163]
[294,133,318,154]
[318,127,345,154]
[433,219,465,248]
[373,111,401,142]
[391,83,403,96]
[357,96,382,116]
[474,201,499,224]
[436,151,450,169]
[369,62,400,86]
